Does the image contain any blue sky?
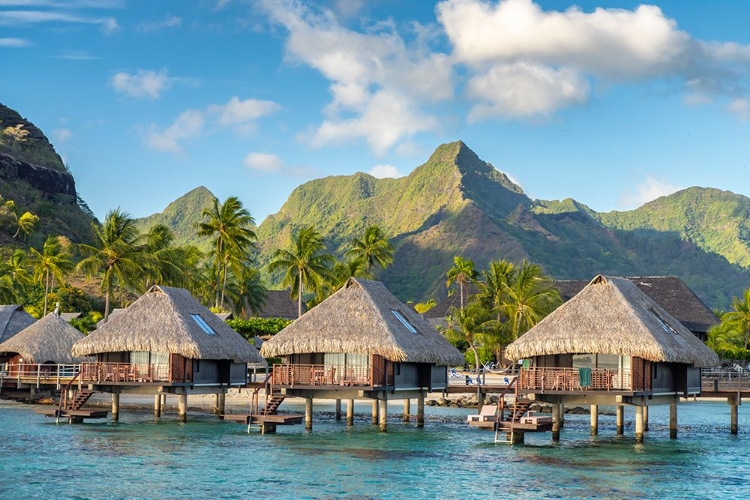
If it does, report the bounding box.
[2,0,749,224]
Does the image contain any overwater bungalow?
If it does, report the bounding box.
[0,312,88,397]
[505,275,720,442]
[0,304,36,344]
[259,278,464,431]
[71,285,264,421]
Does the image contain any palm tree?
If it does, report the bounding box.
[268,225,335,317]
[445,255,477,310]
[14,211,39,240]
[28,236,74,315]
[711,289,750,350]
[2,249,32,296]
[77,208,150,322]
[345,225,394,277]
[224,263,268,318]
[142,223,193,290]
[197,196,256,309]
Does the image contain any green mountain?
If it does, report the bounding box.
[134,186,216,252]
[253,141,750,308]
[0,103,95,246]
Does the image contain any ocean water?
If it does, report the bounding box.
[1,399,749,499]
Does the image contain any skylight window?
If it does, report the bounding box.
[392,310,418,334]
[192,314,216,335]
[648,308,677,335]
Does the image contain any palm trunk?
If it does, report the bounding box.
[220,256,228,310]
[470,344,482,410]
[43,270,49,316]
[298,273,303,318]
[215,240,223,309]
[104,290,111,322]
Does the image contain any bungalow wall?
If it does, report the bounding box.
[393,362,419,388]
[192,360,248,386]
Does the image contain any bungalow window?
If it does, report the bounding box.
[191,314,216,335]
[391,310,418,334]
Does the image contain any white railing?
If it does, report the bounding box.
[0,363,81,390]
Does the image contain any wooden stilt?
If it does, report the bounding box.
[670,399,678,439]
[417,393,425,428]
[213,393,220,414]
[178,392,187,422]
[559,403,565,429]
[161,393,167,407]
[551,404,560,441]
[112,392,120,422]
[305,397,313,430]
[379,397,388,432]
[403,398,410,422]
[616,405,624,435]
[154,393,162,418]
[507,430,524,444]
[643,405,649,432]
[730,397,739,435]
[218,391,226,419]
[347,399,354,426]
[335,399,341,421]
[635,406,644,443]
[372,400,379,425]
[590,404,598,436]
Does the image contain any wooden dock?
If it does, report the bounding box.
[223,413,304,433]
[35,408,109,423]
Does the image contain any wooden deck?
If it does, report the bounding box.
[35,408,109,422]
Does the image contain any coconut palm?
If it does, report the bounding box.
[28,235,74,315]
[3,249,32,292]
[197,196,256,309]
[224,263,267,318]
[77,208,151,322]
[345,225,394,277]
[446,255,477,310]
[13,211,39,240]
[711,289,750,350]
[268,225,335,317]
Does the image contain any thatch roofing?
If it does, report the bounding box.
[260,278,464,365]
[0,305,36,343]
[72,286,263,364]
[505,275,719,367]
[554,276,719,335]
[59,312,83,322]
[255,290,303,319]
[0,313,89,363]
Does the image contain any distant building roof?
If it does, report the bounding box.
[0,312,90,363]
[254,290,303,319]
[0,305,36,343]
[59,312,83,322]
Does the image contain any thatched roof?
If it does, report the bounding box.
[506,275,719,367]
[0,305,36,343]
[255,290,303,319]
[260,278,464,365]
[59,312,83,322]
[73,286,263,363]
[0,313,89,363]
[554,276,719,335]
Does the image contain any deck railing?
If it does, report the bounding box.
[0,363,81,390]
[79,362,171,383]
[272,363,371,387]
[520,367,631,392]
[701,368,750,392]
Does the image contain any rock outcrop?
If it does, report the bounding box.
[0,153,76,200]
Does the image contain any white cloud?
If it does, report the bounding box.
[55,50,100,60]
[727,98,749,121]
[146,110,204,153]
[0,10,119,33]
[261,0,452,153]
[137,15,182,32]
[368,164,402,178]
[243,152,283,172]
[467,62,589,119]
[110,69,172,99]
[208,96,281,127]
[619,175,683,209]
[52,128,73,143]
[0,37,30,47]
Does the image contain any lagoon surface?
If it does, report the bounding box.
[1,399,749,499]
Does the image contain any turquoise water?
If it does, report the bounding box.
[1,400,749,499]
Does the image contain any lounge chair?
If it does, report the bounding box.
[449,368,461,379]
[467,404,498,423]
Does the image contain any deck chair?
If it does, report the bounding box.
[449,368,461,379]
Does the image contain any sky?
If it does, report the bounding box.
[1,0,749,224]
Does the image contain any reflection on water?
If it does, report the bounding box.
[0,401,748,499]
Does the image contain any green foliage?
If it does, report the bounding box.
[70,312,103,335]
[464,346,494,367]
[226,317,292,342]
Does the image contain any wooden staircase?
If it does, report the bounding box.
[503,398,532,423]
[263,395,285,415]
[68,389,95,410]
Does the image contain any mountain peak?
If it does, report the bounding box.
[0,103,65,171]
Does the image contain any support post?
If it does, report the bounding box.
[218,391,226,419]
[178,392,187,422]
[643,405,649,432]
[154,393,162,418]
[335,399,341,421]
[507,430,525,444]
[551,403,560,442]
[379,396,388,432]
[213,393,220,414]
[372,400,379,425]
[730,397,739,435]
[305,397,313,430]
[346,399,354,426]
[616,405,624,435]
[590,404,598,436]
[635,405,644,443]
[262,422,276,434]
[559,403,565,428]
[417,392,425,428]
[112,392,120,422]
[403,398,410,422]
[670,399,678,439]
[161,393,167,407]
